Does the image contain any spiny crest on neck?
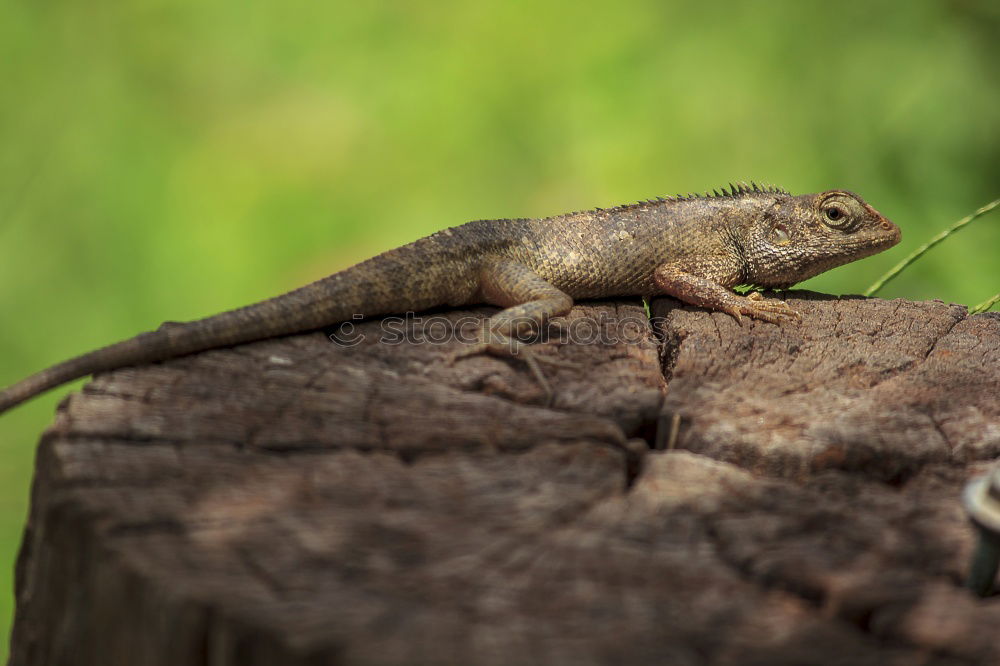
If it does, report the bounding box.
[566,181,791,218]
[673,181,790,201]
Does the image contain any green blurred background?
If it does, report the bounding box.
[1,0,998,654]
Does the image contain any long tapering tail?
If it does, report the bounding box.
[0,236,474,415]
[0,331,172,414]
[0,291,345,415]
[0,280,353,416]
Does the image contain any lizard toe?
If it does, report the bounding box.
[739,295,801,324]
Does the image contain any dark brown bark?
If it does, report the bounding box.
[9,294,1000,665]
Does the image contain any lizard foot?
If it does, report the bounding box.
[731,292,801,325]
[448,333,578,405]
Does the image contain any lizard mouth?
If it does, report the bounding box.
[855,216,901,255]
[853,230,901,258]
[878,217,902,248]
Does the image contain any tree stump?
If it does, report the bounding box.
[9,293,1000,665]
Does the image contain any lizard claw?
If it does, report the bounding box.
[741,292,801,324]
[723,307,745,325]
[446,342,486,366]
[518,351,555,406]
[528,352,585,371]
[448,330,577,406]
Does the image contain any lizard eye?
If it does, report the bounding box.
[818,191,874,233]
[821,203,854,229]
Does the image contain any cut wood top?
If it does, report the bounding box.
[10,294,1000,666]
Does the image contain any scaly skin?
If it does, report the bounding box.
[0,183,900,414]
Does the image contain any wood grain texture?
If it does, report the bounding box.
[9,296,1000,666]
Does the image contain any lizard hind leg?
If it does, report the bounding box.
[476,258,574,341]
[451,259,578,403]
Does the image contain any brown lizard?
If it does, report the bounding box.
[0,183,900,414]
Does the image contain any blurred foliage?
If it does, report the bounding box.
[1,0,998,653]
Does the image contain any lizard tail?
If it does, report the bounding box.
[0,295,338,415]
[0,284,354,416]
[0,330,173,415]
[0,242,468,415]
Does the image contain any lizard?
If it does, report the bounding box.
[0,183,900,415]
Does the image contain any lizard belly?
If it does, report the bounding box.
[538,256,656,300]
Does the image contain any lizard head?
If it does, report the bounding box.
[743,190,901,288]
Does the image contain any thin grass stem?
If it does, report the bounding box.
[971,293,1000,314]
[865,198,1000,297]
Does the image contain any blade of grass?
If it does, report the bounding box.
[971,293,1000,315]
[865,197,1000,297]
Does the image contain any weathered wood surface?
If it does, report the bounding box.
[9,294,1000,666]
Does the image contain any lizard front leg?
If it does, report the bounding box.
[452,258,577,401]
[653,259,800,324]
